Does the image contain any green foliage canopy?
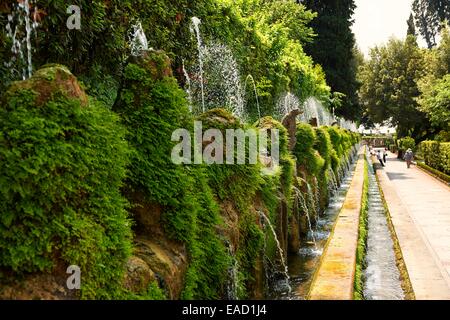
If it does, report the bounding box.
[358,36,430,138]
[0,0,333,120]
[418,74,450,132]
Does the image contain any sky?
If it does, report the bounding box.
[352,0,426,56]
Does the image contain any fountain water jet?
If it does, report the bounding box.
[190,17,205,113]
[300,97,335,127]
[258,211,291,293]
[5,0,39,80]
[244,75,261,120]
[129,21,149,56]
[203,43,244,119]
[312,177,321,231]
[276,92,300,120]
[306,182,319,218]
[225,244,239,300]
[187,19,245,118]
[182,60,193,112]
[327,168,339,195]
[292,187,318,249]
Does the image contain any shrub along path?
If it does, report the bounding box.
[377,151,450,299]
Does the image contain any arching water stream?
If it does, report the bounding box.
[259,211,291,294]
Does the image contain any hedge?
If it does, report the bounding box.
[398,137,416,152]
[417,162,450,184]
[420,141,450,175]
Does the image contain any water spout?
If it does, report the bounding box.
[182,60,193,112]
[259,210,291,293]
[190,17,205,113]
[188,20,244,118]
[129,21,149,56]
[327,168,339,196]
[244,75,261,119]
[5,0,39,80]
[312,177,321,231]
[225,243,239,300]
[277,92,300,120]
[292,187,318,249]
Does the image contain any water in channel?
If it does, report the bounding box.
[363,154,404,300]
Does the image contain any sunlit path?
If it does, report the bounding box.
[377,151,450,299]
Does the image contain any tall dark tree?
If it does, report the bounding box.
[407,13,417,37]
[301,0,361,121]
[412,0,450,48]
[430,0,450,24]
[413,0,439,48]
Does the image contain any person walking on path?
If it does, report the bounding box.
[377,150,385,167]
[404,148,414,169]
[383,148,388,164]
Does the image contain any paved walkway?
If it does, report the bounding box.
[308,150,365,300]
[377,151,450,299]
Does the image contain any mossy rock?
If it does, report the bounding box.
[295,123,316,151]
[197,108,241,130]
[123,256,156,294]
[3,64,88,107]
[258,116,289,155]
[314,126,333,169]
[134,238,188,299]
[0,64,132,299]
[128,50,173,80]
[294,123,326,176]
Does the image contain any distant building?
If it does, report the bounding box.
[358,123,397,136]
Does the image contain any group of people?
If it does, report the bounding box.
[375,148,389,167]
[369,146,389,167]
[368,146,415,169]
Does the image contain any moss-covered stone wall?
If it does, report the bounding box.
[0,51,360,300]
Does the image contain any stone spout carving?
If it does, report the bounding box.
[282,109,303,152]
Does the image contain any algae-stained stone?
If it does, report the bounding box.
[3,64,88,107]
[134,237,188,299]
[197,108,241,129]
[0,273,79,300]
[129,50,173,80]
[281,110,303,151]
[124,256,156,293]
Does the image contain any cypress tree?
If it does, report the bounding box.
[301,0,361,121]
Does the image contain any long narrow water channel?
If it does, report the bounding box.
[363,153,404,300]
[276,159,358,300]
